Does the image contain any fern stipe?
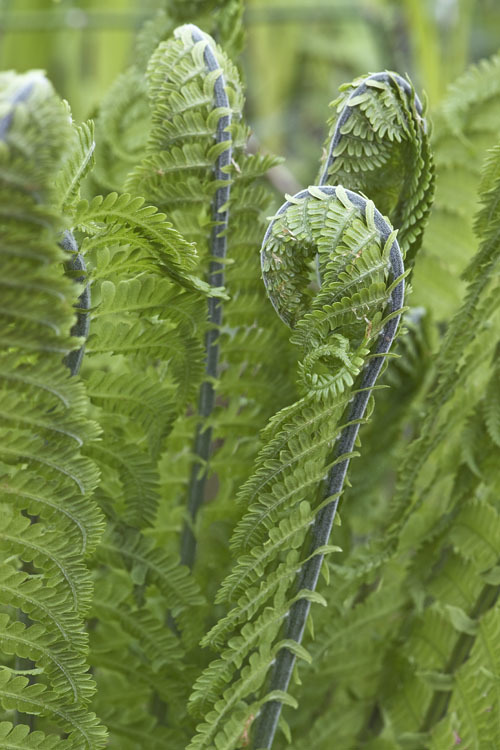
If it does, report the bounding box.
[180,24,233,570]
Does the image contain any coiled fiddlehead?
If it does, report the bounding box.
[251,187,404,748]
[319,71,433,267]
[187,72,432,750]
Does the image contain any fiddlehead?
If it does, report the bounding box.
[187,72,431,750]
[319,71,433,267]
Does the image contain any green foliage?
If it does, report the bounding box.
[0,71,106,747]
[1,9,499,750]
[413,52,500,318]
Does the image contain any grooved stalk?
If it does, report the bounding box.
[180,26,233,570]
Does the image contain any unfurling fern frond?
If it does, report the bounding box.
[126,23,296,588]
[188,189,402,750]
[319,72,434,266]
[0,72,106,747]
[128,23,237,569]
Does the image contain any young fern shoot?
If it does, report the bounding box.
[252,187,404,748]
[0,72,106,748]
[179,25,233,570]
[252,72,431,749]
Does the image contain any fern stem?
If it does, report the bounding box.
[62,230,90,377]
[252,187,404,749]
[180,25,233,570]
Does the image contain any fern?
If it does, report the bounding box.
[286,140,500,750]
[0,72,105,747]
[2,10,500,750]
[413,52,500,318]
[183,69,432,749]
[126,21,297,595]
[318,71,434,265]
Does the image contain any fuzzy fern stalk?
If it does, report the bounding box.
[0,72,106,746]
[179,24,233,570]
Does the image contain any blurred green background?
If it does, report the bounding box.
[1,0,500,182]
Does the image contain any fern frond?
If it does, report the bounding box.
[319,72,434,266]
[90,67,151,193]
[96,523,205,647]
[0,669,107,749]
[0,71,105,742]
[188,184,406,749]
[127,24,237,569]
[0,613,94,706]
[75,191,203,290]
[392,142,500,534]
[0,721,73,749]
[0,563,86,652]
[413,51,500,318]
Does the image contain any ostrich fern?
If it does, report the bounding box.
[0,11,499,750]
